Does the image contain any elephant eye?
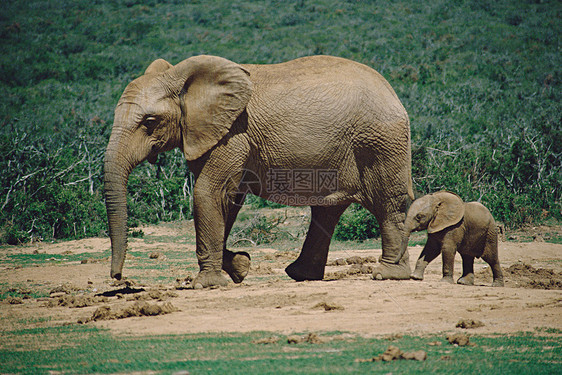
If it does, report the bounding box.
[415,213,424,221]
[144,116,158,127]
[142,116,159,133]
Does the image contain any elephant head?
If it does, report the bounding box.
[395,191,465,260]
[104,55,252,279]
[405,191,465,233]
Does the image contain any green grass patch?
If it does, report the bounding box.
[1,250,111,269]
[0,325,560,374]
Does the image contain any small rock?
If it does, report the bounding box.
[149,252,160,259]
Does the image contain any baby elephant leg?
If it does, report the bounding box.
[457,253,475,286]
[440,245,456,284]
[482,232,504,287]
[411,236,441,280]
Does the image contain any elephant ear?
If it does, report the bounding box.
[428,191,465,233]
[145,58,173,74]
[168,55,252,161]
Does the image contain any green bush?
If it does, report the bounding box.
[334,204,380,242]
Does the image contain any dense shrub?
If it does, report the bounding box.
[334,204,380,242]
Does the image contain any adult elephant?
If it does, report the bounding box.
[104,55,414,288]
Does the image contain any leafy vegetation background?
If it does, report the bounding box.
[1,0,560,244]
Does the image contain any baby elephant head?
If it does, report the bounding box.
[405,191,465,235]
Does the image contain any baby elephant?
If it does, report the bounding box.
[404,191,504,287]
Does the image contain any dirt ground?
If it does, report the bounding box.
[1,220,561,340]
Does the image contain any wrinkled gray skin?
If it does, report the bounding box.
[104,55,415,288]
[402,191,504,287]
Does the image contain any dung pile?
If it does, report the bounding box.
[82,301,178,323]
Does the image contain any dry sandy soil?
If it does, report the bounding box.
[1,218,561,340]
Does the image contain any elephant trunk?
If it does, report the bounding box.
[104,127,141,280]
[104,157,131,280]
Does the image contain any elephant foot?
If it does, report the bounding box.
[192,270,229,289]
[439,276,454,284]
[411,271,424,281]
[491,278,504,287]
[457,274,474,286]
[222,250,251,284]
[372,259,411,280]
[285,260,324,282]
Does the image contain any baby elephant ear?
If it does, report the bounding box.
[428,191,465,233]
[144,59,173,74]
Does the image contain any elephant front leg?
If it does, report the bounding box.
[373,213,412,280]
[411,236,441,281]
[191,189,230,289]
[439,244,456,284]
[286,205,348,281]
[457,253,475,286]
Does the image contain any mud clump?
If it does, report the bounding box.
[456,319,485,329]
[46,294,109,308]
[357,346,427,362]
[264,251,298,261]
[287,332,325,344]
[175,276,194,289]
[5,296,24,305]
[50,284,81,295]
[87,301,177,322]
[251,263,274,275]
[447,333,476,347]
[80,257,107,264]
[327,256,377,266]
[125,289,177,302]
[252,336,280,345]
[324,263,377,280]
[504,263,562,290]
[313,301,345,311]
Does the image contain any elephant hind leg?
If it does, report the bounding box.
[482,245,504,287]
[221,192,251,284]
[285,204,349,281]
[369,205,412,280]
